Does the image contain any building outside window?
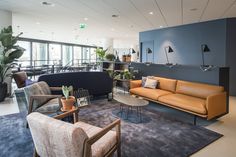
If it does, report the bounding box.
[62,45,73,66]
[73,46,82,66]
[17,41,31,67]
[32,42,48,66]
[49,44,61,65]
[90,48,97,63]
[82,47,90,64]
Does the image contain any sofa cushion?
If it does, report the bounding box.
[153,77,177,92]
[144,78,158,89]
[176,80,224,99]
[158,94,207,115]
[35,98,60,113]
[130,87,172,100]
[74,121,117,157]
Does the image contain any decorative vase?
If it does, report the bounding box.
[0,82,7,102]
[61,96,75,111]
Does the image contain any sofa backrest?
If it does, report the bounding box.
[176,80,224,99]
[153,77,177,92]
[38,72,113,96]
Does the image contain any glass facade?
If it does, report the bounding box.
[17,41,31,66]
[17,38,98,68]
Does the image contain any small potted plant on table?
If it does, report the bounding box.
[61,85,75,111]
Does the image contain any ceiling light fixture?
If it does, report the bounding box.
[42,1,55,7]
[111,28,115,31]
[190,8,198,11]
[36,22,40,25]
[149,12,154,15]
[84,17,88,21]
[112,14,119,18]
[159,26,163,28]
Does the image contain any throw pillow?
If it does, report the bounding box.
[144,78,158,89]
[142,76,154,87]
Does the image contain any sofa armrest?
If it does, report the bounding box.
[206,92,227,120]
[130,80,142,89]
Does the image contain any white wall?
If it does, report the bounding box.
[0,9,12,29]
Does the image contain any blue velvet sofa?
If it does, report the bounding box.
[38,72,113,98]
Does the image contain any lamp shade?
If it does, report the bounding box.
[202,44,210,52]
[168,46,174,53]
[147,48,152,54]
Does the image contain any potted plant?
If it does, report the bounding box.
[0,26,25,102]
[61,85,75,111]
[105,53,115,61]
[95,47,107,61]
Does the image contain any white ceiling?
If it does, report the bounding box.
[0,0,236,47]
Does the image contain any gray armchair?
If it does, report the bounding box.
[27,110,121,157]
[23,81,63,115]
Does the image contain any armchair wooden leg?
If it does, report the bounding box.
[117,143,121,157]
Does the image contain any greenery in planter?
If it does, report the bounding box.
[105,53,116,61]
[62,85,73,99]
[0,26,25,101]
[95,47,107,60]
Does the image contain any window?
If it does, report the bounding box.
[62,45,73,66]
[17,41,31,66]
[90,48,97,63]
[82,47,90,63]
[49,44,61,65]
[32,42,48,66]
[73,46,82,66]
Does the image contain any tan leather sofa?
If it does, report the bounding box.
[130,77,227,120]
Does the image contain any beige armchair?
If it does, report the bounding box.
[27,108,121,157]
[23,81,63,115]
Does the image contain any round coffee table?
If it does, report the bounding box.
[114,93,149,122]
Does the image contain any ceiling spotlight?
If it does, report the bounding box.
[112,14,119,18]
[84,17,88,21]
[42,1,55,7]
[36,22,40,25]
[159,26,163,28]
[111,28,115,31]
[149,12,154,15]
[190,8,198,11]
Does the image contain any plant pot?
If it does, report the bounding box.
[126,55,131,62]
[122,55,126,62]
[61,96,75,111]
[0,82,7,102]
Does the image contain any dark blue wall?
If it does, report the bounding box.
[226,19,236,95]
[138,18,236,95]
[140,19,227,66]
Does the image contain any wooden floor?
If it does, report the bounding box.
[0,95,235,157]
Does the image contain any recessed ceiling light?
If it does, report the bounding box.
[84,17,88,21]
[159,26,163,28]
[112,15,119,18]
[149,12,154,15]
[111,28,115,31]
[36,22,40,25]
[42,1,55,7]
[190,8,198,11]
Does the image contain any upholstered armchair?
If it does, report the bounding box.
[23,81,63,115]
[27,109,121,157]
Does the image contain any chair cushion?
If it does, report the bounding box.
[35,98,60,113]
[130,87,172,101]
[27,112,88,157]
[158,94,207,115]
[74,121,117,157]
[24,81,52,110]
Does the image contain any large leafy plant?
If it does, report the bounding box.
[95,47,107,60]
[0,26,25,83]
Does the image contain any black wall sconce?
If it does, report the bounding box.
[164,46,174,67]
[146,48,152,54]
[200,44,215,72]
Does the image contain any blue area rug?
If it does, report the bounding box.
[0,98,223,157]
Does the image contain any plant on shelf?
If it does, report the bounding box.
[123,69,133,79]
[95,47,107,61]
[0,26,25,102]
[105,53,116,61]
[61,85,75,111]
